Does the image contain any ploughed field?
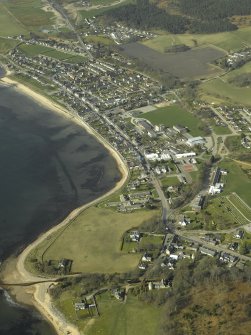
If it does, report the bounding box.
[122,43,225,79]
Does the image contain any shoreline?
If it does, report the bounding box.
[0,75,129,335]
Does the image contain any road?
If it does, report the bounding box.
[47,0,93,60]
[176,230,251,262]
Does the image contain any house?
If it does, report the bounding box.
[138,262,147,270]
[199,247,216,257]
[234,230,244,239]
[129,230,141,242]
[191,195,205,211]
[178,215,191,226]
[142,253,152,262]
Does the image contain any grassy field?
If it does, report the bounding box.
[28,207,159,273]
[19,44,86,63]
[142,27,251,53]
[199,77,251,106]
[227,193,251,221]
[212,125,232,135]
[0,37,19,54]
[225,136,251,155]
[87,292,162,335]
[219,160,251,206]
[3,0,55,32]
[84,35,114,46]
[0,3,28,36]
[139,104,205,136]
[160,176,180,187]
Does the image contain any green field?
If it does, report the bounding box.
[227,193,251,222]
[219,160,251,206]
[160,176,180,187]
[200,77,251,106]
[27,207,159,274]
[0,37,19,54]
[0,3,28,36]
[79,0,132,19]
[143,27,251,53]
[225,136,251,155]
[19,44,86,63]
[3,0,55,32]
[139,105,205,136]
[87,292,162,335]
[212,125,231,135]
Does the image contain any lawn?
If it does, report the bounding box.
[160,176,180,188]
[28,207,159,273]
[219,160,251,206]
[139,104,205,136]
[212,125,231,135]
[87,292,162,335]
[143,27,251,53]
[200,77,251,106]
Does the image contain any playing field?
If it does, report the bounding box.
[139,105,205,136]
[29,207,159,273]
[142,27,251,53]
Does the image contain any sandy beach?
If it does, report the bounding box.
[0,75,129,335]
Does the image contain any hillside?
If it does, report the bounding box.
[105,0,251,33]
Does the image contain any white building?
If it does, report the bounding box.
[175,152,196,159]
[186,136,205,147]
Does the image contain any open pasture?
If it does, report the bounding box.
[28,207,158,274]
[143,27,251,53]
[87,292,162,335]
[200,77,251,106]
[0,3,28,36]
[3,0,55,32]
[122,42,225,79]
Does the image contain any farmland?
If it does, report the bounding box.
[0,37,19,54]
[219,160,251,206]
[142,27,251,53]
[0,3,28,36]
[200,77,251,106]
[3,0,55,32]
[86,292,162,335]
[122,42,225,79]
[26,207,159,274]
[139,104,205,136]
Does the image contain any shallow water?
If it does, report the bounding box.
[0,82,120,334]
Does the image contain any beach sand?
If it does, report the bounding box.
[0,75,129,335]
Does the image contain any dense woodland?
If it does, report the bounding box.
[105,0,251,34]
[105,0,189,34]
[178,0,251,20]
